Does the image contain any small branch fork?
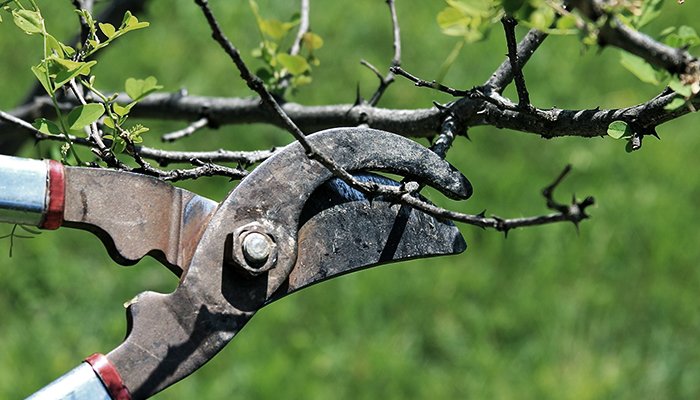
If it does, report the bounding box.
[501,16,531,109]
[191,0,593,233]
[5,1,698,233]
[361,0,402,106]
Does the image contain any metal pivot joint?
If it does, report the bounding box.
[226,221,279,276]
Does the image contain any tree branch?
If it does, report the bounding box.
[484,28,549,94]
[571,0,698,76]
[363,0,402,107]
[501,17,532,108]
[161,117,210,142]
[289,0,310,56]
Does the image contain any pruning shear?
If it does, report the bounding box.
[0,128,472,400]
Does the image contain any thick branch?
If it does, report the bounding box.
[571,0,698,76]
[6,87,698,144]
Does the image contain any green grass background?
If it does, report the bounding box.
[2,1,700,398]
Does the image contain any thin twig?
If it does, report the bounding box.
[501,17,531,108]
[0,110,256,179]
[289,0,310,56]
[131,153,248,182]
[364,0,402,106]
[400,165,594,234]
[138,147,277,167]
[391,66,470,97]
[161,117,209,142]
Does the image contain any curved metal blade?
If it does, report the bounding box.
[271,173,465,301]
[106,128,472,399]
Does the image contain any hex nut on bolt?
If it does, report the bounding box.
[242,232,272,264]
[227,222,279,276]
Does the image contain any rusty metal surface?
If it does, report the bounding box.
[62,168,217,276]
[281,173,466,298]
[105,127,472,399]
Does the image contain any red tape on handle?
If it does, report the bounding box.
[41,160,65,230]
[85,353,132,400]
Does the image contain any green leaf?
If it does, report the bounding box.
[607,121,632,139]
[437,7,470,37]
[113,137,126,153]
[276,53,310,75]
[99,22,117,39]
[112,103,131,118]
[30,62,52,94]
[527,8,555,32]
[669,78,692,97]
[49,58,97,89]
[446,0,491,15]
[259,18,289,40]
[634,0,664,28]
[620,52,659,85]
[291,75,312,87]
[32,118,62,135]
[119,11,149,33]
[12,9,43,35]
[103,116,116,129]
[555,14,578,31]
[664,97,687,111]
[66,103,105,131]
[46,34,64,58]
[302,32,324,51]
[125,76,163,102]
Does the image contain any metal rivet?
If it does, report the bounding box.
[242,232,271,264]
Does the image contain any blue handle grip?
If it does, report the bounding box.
[0,154,49,226]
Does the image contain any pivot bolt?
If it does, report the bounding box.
[242,232,272,264]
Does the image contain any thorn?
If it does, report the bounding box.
[572,220,580,235]
[433,101,447,111]
[354,83,363,107]
[503,228,510,238]
[477,209,487,218]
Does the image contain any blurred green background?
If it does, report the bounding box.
[2,1,700,399]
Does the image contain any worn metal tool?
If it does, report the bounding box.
[0,127,472,399]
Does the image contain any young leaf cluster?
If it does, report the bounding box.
[248,0,323,94]
[1,1,158,164]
